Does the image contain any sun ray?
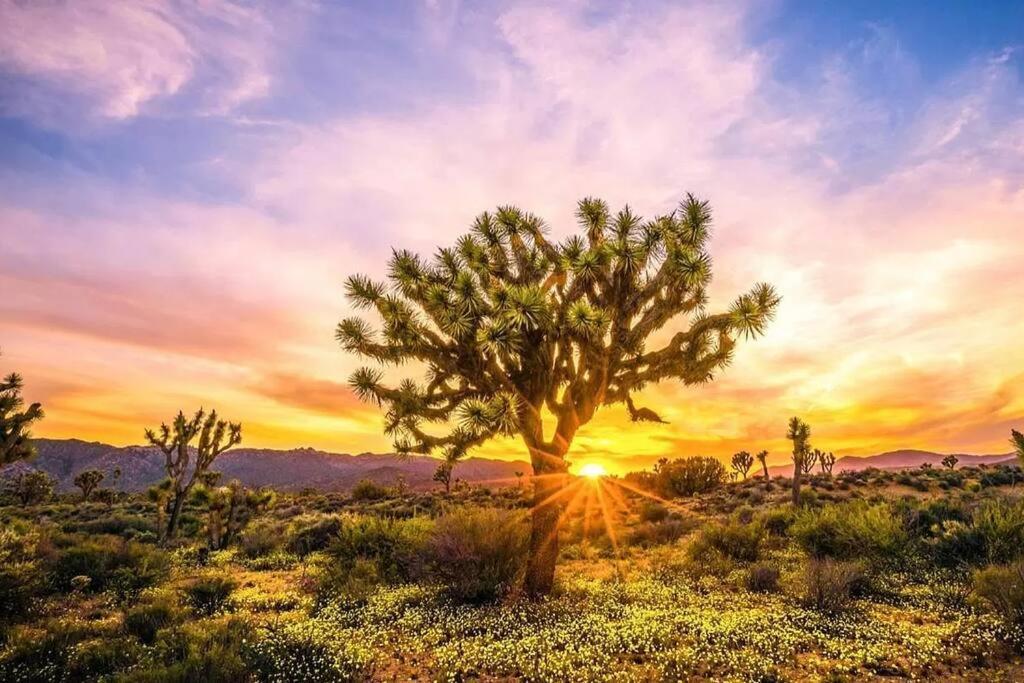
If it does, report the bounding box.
[595,479,624,580]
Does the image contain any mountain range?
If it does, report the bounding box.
[1,440,1016,493]
[0,438,530,493]
[763,449,1015,479]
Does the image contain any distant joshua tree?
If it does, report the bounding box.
[196,479,274,550]
[1012,430,1024,468]
[787,417,811,505]
[800,447,822,477]
[433,459,454,494]
[144,409,242,542]
[731,451,754,480]
[337,195,780,595]
[73,468,105,502]
[514,470,525,489]
[941,454,959,470]
[756,450,770,484]
[819,451,837,477]
[0,356,44,466]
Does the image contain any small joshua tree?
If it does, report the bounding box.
[0,357,44,466]
[338,195,779,595]
[731,451,754,480]
[787,417,811,505]
[73,468,105,502]
[6,469,54,505]
[433,459,454,494]
[819,451,837,477]
[196,479,273,550]
[756,450,770,484]
[801,448,821,477]
[514,470,525,489]
[1012,430,1024,468]
[941,454,958,470]
[144,409,241,542]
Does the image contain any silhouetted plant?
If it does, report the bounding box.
[433,459,454,494]
[0,358,44,466]
[73,469,105,502]
[819,451,837,477]
[144,409,242,542]
[942,454,959,470]
[756,450,770,484]
[651,456,727,497]
[1012,429,1024,469]
[787,417,811,505]
[731,451,754,480]
[337,195,779,594]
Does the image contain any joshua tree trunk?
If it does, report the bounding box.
[761,461,770,481]
[526,468,567,596]
[165,490,187,541]
[791,462,802,505]
[523,416,574,597]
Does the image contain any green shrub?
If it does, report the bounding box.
[184,575,237,616]
[627,518,695,548]
[238,520,285,559]
[689,520,764,562]
[745,563,780,592]
[68,636,143,679]
[426,507,528,603]
[791,501,909,567]
[0,527,44,625]
[974,561,1024,628]
[759,507,796,536]
[124,595,181,644]
[328,515,432,584]
[802,558,864,612]
[122,617,253,683]
[653,456,727,497]
[350,479,391,502]
[47,534,170,598]
[638,502,669,523]
[972,499,1024,564]
[287,515,343,556]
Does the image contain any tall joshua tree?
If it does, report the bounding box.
[731,451,754,480]
[0,358,44,466]
[787,417,811,505]
[73,469,105,502]
[819,450,837,477]
[756,450,770,484]
[145,409,241,542]
[338,195,779,595]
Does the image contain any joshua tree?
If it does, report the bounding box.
[787,417,811,505]
[73,468,105,502]
[433,459,454,494]
[514,470,525,489]
[196,479,273,550]
[6,469,54,505]
[801,448,821,477]
[338,195,779,595]
[819,451,837,477]
[731,451,754,480]
[941,454,959,470]
[0,361,44,466]
[1012,430,1024,468]
[756,450,770,484]
[144,409,241,542]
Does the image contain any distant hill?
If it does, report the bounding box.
[765,449,1015,479]
[0,439,530,493]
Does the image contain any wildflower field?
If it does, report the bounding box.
[3,464,1024,681]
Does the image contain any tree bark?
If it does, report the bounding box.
[525,466,567,596]
[166,491,186,541]
[791,460,802,506]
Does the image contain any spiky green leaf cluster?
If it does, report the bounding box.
[340,195,779,467]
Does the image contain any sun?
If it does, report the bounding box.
[578,462,608,479]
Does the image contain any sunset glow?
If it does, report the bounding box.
[1,1,1023,475]
[579,463,608,479]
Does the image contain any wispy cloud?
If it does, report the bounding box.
[1,1,1022,467]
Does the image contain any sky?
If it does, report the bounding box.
[1,0,1023,475]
